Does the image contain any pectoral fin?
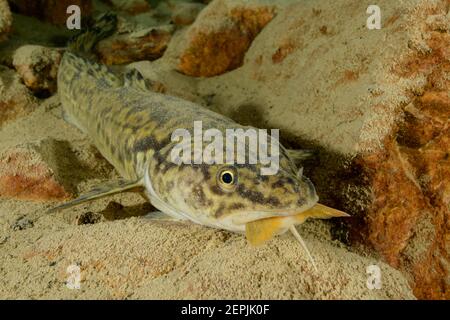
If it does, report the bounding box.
[47,179,144,213]
[245,204,349,246]
[245,216,285,246]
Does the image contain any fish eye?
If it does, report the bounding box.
[217,167,237,190]
[221,171,234,184]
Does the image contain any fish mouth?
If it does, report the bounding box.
[230,197,318,225]
[230,177,319,225]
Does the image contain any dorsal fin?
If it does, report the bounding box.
[60,52,122,89]
[123,69,148,91]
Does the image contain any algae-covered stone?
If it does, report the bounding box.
[13,45,63,96]
[0,0,12,42]
[0,66,38,126]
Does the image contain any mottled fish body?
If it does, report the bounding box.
[57,52,321,231]
[52,14,349,268]
[59,53,240,181]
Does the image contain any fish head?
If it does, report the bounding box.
[205,163,319,228]
[145,143,319,232]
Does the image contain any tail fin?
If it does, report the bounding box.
[58,12,120,128]
[58,12,120,93]
[67,12,117,57]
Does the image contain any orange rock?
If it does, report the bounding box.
[0,66,38,126]
[177,0,275,77]
[0,141,71,201]
[272,41,296,64]
[8,0,92,25]
[96,27,172,65]
[345,31,450,299]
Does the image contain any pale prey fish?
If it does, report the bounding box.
[50,13,349,270]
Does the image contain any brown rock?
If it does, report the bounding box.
[12,45,62,96]
[170,1,205,26]
[8,0,92,25]
[96,26,173,65]
[0,0,12,42]
[102,0,151,15]
[177,0,276,77]
[0,140,71,201]
[0,66,38,126]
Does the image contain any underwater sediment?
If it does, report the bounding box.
[0,0,448,299]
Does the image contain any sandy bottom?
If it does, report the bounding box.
[0,99,414,299]
[0,1,423,299]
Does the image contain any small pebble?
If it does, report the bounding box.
[11,216,34,231]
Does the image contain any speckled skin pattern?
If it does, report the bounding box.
[57,52,318,232]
